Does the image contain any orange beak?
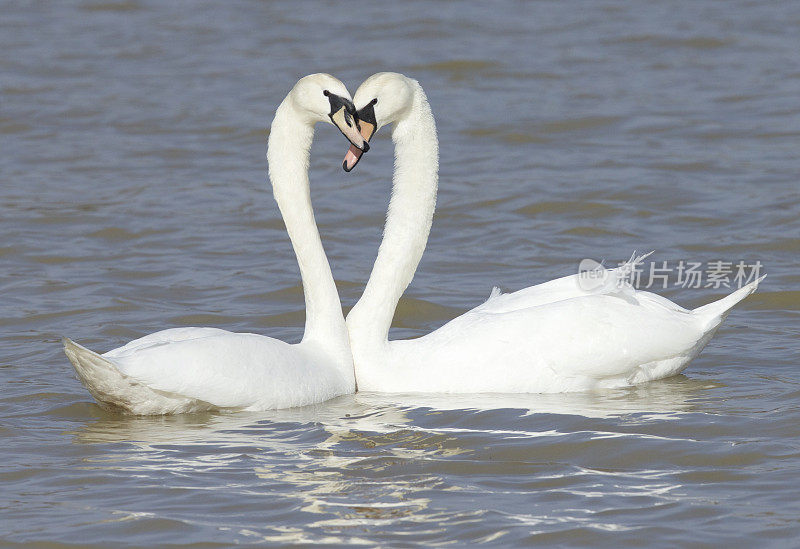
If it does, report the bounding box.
[343,100,377,172]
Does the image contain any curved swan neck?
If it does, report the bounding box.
[267,98,350,368]
[348,81,439,353]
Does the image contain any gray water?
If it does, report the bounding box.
[2,1,799,546]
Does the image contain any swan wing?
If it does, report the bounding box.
[64,337,212,415]
[66,328,349,413]
[473,254,675,315]
[385,274,761,394]
[411,293,697,387]
[473,271,608,314]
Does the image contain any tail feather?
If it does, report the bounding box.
[63,338,210,415]
[692,275,765,329]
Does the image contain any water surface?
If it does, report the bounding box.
[1,1,798,546]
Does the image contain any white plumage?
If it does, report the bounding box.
[346,73,762,394]
[64,74,357,414]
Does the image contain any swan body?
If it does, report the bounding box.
[353,259,761,393]
[345,72,762,394]
[65,74,367,414]
[64,328,351,414]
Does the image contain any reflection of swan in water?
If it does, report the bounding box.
[353,376,716,420]
[73,375,713,445]
[69,377,714,543]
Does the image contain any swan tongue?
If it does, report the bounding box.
[343,144,363,172]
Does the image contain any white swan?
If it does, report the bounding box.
[342,72,763,393]
[64,74,369,414]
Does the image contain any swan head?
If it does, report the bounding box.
[342,72,416,171]
[289,73,369,155]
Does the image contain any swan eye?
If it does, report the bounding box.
[372,98,378,105]
[323,90,330,97]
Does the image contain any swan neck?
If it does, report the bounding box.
[348,82,438,357]
[267,99,350,369]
